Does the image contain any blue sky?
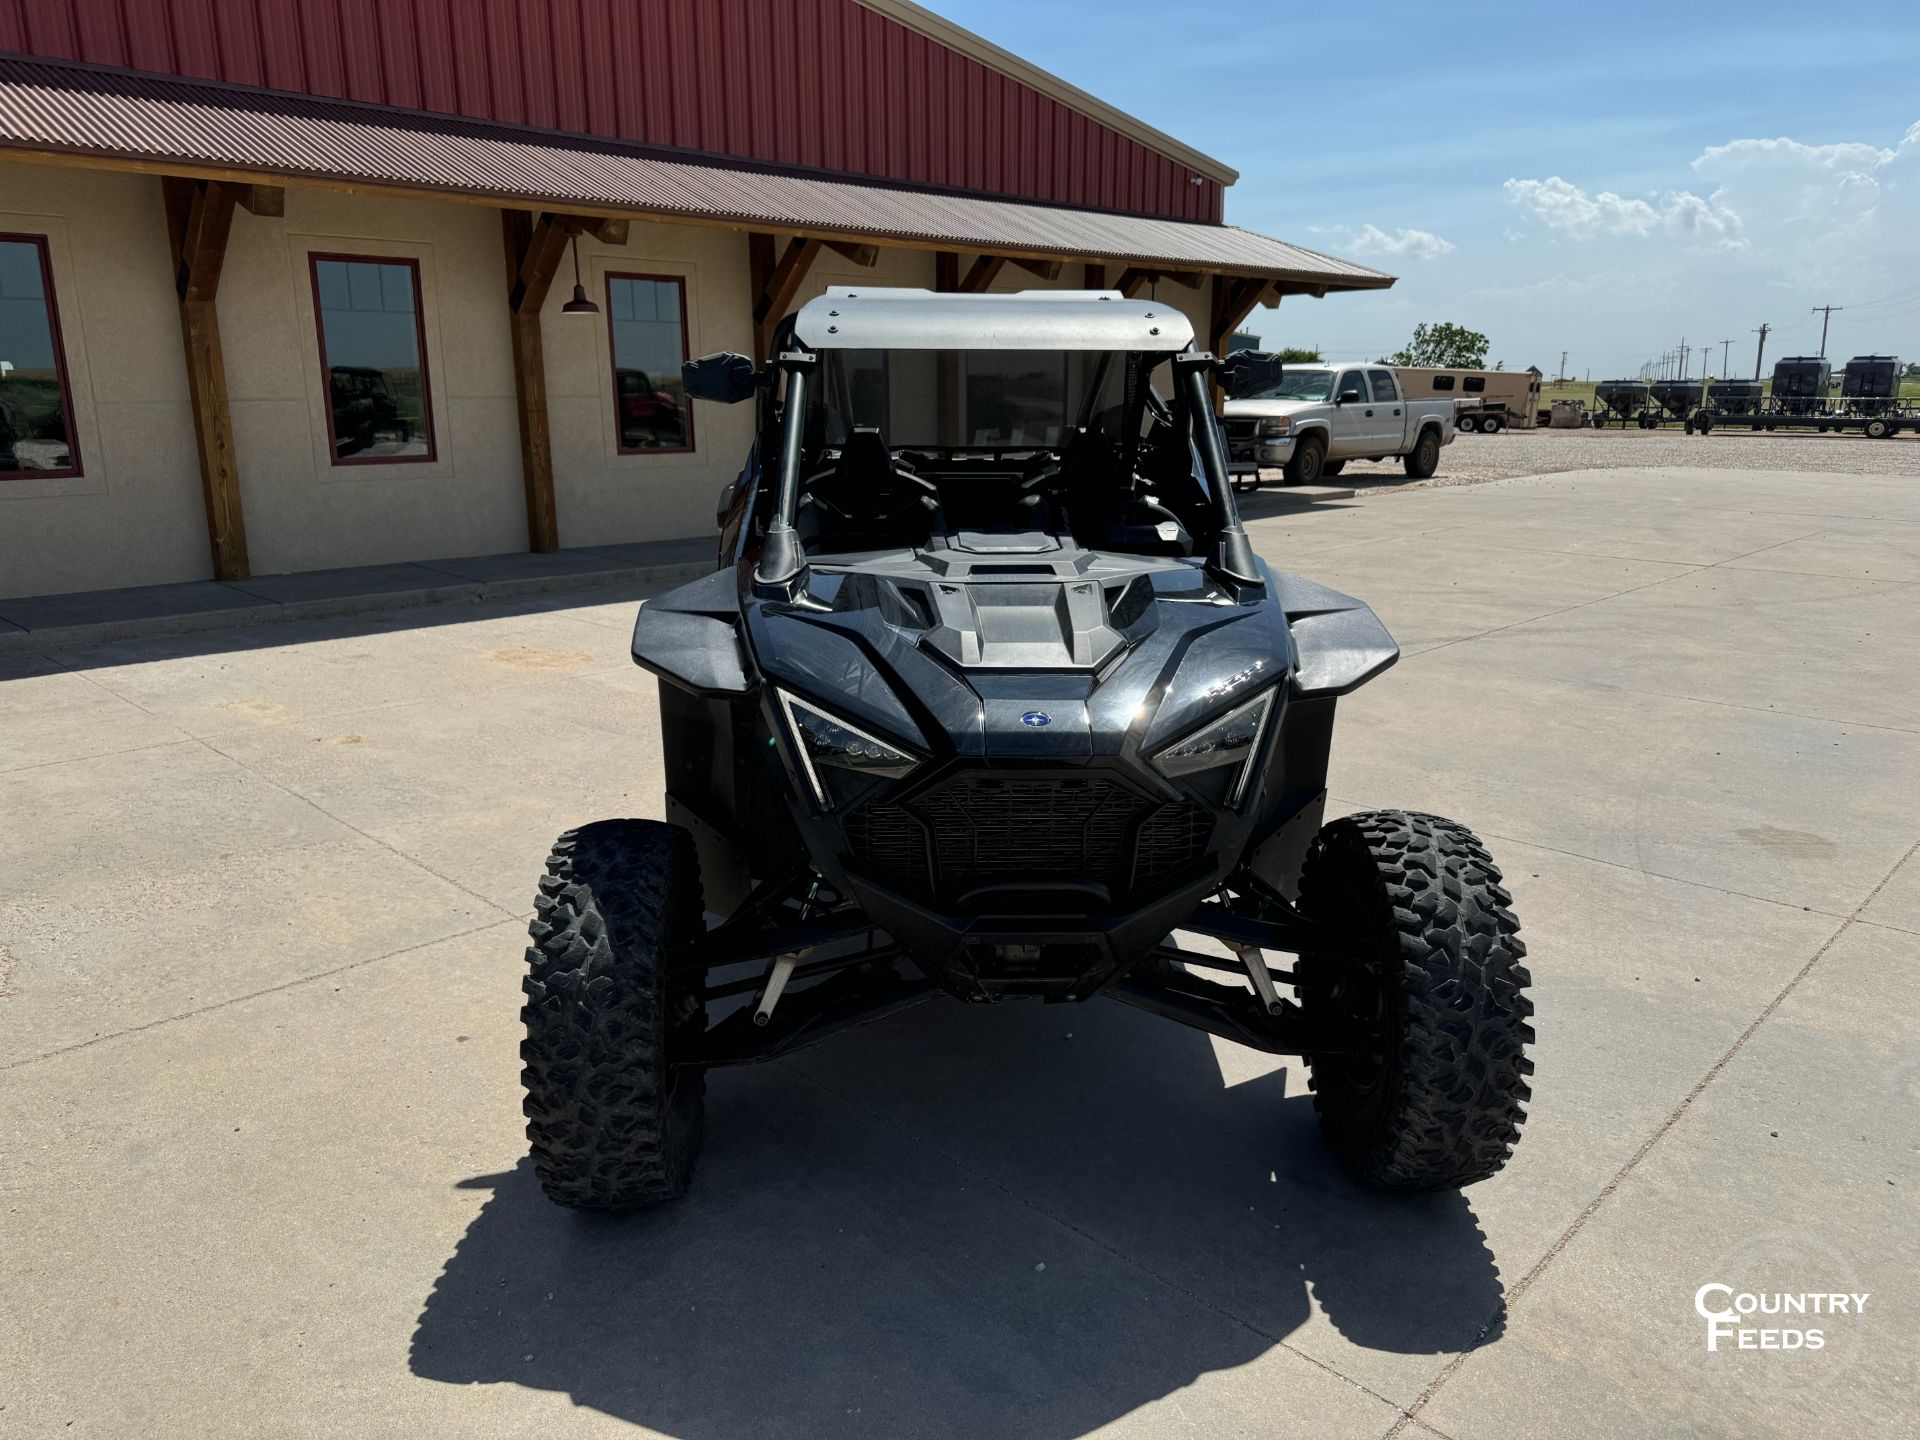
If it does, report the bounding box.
[938,2,1920,376]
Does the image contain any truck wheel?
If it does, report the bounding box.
[1295,810,1533,1191]
[1402,427,1441,479]
[1321,460,1347,477]
[1284,434,1326,485]
[522,820,707,1209]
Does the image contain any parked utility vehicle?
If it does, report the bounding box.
[1222,364,1453,489]
[520,289,1533,1210]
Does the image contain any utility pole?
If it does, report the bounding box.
[1559,349,1568,384]
[1701,347,1710,383]
[1811,305,1841,358]
[1678,338,1688,381]
[1752,323,1770,380]
[1720,339,1733,375]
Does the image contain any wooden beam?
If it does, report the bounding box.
[935,251,960,293]
[956,254,1006,293]
[1009,256,1062,281]
[502,209,571,553]
[162,177,248,581]
[752,235,822,361]
[1082,262,1106,290]
[235,182,284,217]
[585,215,628,246]
[1112,267,1150,299]
[824,239,880,268]
[1209,275,1275,357]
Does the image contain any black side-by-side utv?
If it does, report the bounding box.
[520,289,1533,1210]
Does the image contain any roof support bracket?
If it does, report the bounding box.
[162,176,249,581]
[751,234,824,364]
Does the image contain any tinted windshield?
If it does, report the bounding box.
[1242,368,1334,403]
[811,348,1136,449]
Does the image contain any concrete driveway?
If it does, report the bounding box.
[3,466,1915,1438]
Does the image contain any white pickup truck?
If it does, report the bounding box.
[1222,364,1454,489]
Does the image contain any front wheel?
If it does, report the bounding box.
[1402,427,1441,479]
[521,820,708,1209]
[1283,434,1326,486]
[1295,810,1534,1191]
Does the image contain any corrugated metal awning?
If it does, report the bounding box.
[0,58,1391,292]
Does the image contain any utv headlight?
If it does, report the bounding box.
[1150,688,1276,807]
[776,690,919,809]
[1257,417,1293,436]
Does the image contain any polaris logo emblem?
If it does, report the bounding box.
[1020,711,1052,728]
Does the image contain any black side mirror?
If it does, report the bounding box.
[1218,350,1285,400]
[1337,388,1363,405]
[682,352,762,404]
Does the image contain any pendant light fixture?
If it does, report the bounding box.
[560,227,598,315]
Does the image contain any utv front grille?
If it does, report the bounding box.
[843,771,1213,905]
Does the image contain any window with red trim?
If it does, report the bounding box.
[606,273,692,454]
[0,234,81,479]
[310,254,436,465]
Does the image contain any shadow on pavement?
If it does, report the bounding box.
[411,997,1504,1438]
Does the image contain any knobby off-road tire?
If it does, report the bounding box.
[522,820,707,1209]
[1295,810,1533,1191]
[1403,427,1442,479]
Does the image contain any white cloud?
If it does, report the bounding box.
[1340,224,1455,260]
[1502,176,1742,248]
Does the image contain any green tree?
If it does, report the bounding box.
[1382,321,1489,369]
[1277,346,1322,363]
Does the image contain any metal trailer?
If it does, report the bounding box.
[1590,380,1650,427]
[1693,401,1909,438]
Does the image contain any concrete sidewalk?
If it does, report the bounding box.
[2,465,1915,1438]
[0,535,714,656]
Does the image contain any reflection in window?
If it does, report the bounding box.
[963,350,1070,445]
[1463,375,1486,393]
[311,255,434,463]
[0,235,80,478]
[1432,375,1455,391]
[607,274,691,452]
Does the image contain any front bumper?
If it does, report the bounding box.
[1227,434,1295,466]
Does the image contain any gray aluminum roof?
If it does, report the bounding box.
[0,58,1394,292]
[794,288,1195,350]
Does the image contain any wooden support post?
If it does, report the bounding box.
[162,176,249,581]
[503,209,571,553]
[1112,267,1150,299]
[751,235,822,362]
[956,254,1007,293]
[935,251,959,292]
[1082,262,1106,290]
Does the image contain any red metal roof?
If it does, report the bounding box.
[0,0,1227,222]
[0,58,1392,289]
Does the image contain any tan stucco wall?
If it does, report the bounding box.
[0,161,209,599]
[0,159,1268,601]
